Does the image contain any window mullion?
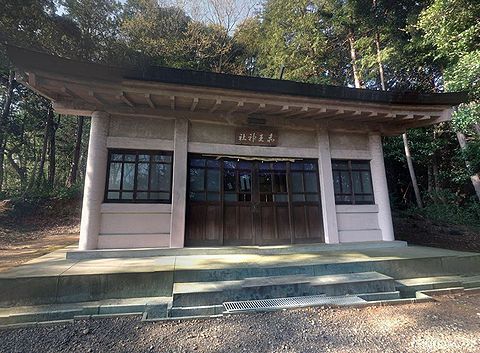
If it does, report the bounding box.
[148,155,153,200]
[348,160,355,205]
[119,154,125,200]
[133,153,139,201]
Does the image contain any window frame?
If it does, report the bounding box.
[188,156,223,202]
[332,159,375,205]
[288,160,321,204]
[104,149,173,204]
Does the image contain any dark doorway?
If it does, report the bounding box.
[186,155,324,246]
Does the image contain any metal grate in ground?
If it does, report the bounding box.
[223,295,366,313]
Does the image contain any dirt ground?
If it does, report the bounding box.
[0,199,80,272]
[393,211,480,253]
[0,292,479,353]
[0,199,479,272]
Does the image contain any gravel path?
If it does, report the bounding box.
[1,293,479,353]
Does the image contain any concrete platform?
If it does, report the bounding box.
[1,243,480,308]
[66,241,408,259]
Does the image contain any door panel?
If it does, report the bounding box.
[307,205,323,240]
[205,205,222,241]
[276,206,291,240]
[238,206,254,241]
[292,205,308,239]
[186,155,324,246]
[223,206,238,242]
[259,206,275,240]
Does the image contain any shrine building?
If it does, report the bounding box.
[7,46,465,251]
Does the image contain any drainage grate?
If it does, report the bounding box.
[223,295,366,313]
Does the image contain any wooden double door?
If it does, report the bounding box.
[186,155,324,246]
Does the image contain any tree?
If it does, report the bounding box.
[66,116,85,187]
[120,0,190,67]
[247,0,350,84]
[187,0,259,35]
[60,0,123,62]
[418,0,480,201]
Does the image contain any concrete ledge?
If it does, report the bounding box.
[0,270,174,307]
[0,297,170,327]
[336,204,379,213]
[107,136,174,151]
[67,241,408,260]
[101,203,171,214]
[330,149,371,160]
[338,230,383,243]
[97,234,171,249]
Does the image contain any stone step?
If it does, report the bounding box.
[172,272,395,307]
[461,275,480,289]
[357,291,401,301]
[308,272,395,296]
[395,275,463,295]
[4,249,480,308]
[168,305,224,319]
[0,297,170,327]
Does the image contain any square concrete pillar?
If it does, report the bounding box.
[170,118,189,248]
[79,111,110,250]
[317,130,339,244]
[369,133,395,241]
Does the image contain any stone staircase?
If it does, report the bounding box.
[3,244,480,326]
[395,274,480,297]
[2,272,480,326]
[166,271,399,319]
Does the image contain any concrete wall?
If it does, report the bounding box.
[98,204,171,248]
[329,132,385,243]
[109,116,175,140]
[94,116,175,249]
[189,122,317,148]
[336,205,382,242]
[86,117,393,249]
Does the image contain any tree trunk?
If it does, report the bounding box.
[374,30,423,207]
[432,155,440,192]
[456,131,480,201]
[0,70,16,193]
[347,32,362,88]
[427,165,433,193]
[37,111,50,187]
[372,0,385,90]
[6,148,27,188]
[27,134,39,191]
[47,108,58,188]
[375,32,386,90]
[473,122,480,136]
[67,116,84,187]
[403,132,423,208]
[0,138,5,193]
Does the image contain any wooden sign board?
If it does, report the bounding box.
[235,128,278,146]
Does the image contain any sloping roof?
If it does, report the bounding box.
[5,45,466,135]
[7,45,466,106]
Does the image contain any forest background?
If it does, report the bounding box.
[1,0,479,227]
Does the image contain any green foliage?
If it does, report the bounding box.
[452,102,480,133]
[120,0,190,66]
[0,0,478,226]
[459,139,480,174]
[445,51,480,98]
[407,192,480,228]
[418,0,480,63]
[419,0,480,136]
[249,0,350,84]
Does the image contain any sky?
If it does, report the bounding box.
[56,0,261,33]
